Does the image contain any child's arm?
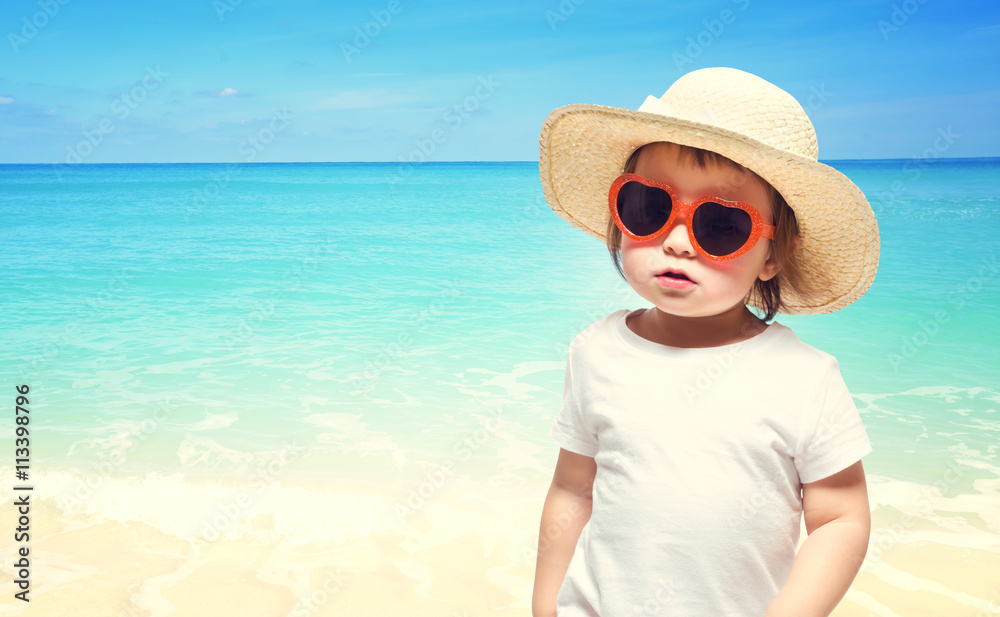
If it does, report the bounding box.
[532,448,597,617]
[765,460,871,617]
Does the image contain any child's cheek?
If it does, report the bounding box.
[622,245,656,279]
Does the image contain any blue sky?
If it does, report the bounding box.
[0,0,997,163]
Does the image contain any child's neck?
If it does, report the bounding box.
[631,304,767,349]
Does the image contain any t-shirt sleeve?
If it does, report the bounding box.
[548,341,599,457]
[794,356,872,484]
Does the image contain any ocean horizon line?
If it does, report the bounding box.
[1,156,999,168]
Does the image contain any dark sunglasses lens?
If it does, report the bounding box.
[692,202,753,256]
[617,181,671,236]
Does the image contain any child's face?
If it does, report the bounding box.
[620,142,780,321]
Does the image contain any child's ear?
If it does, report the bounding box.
[759,236,799,282]
[759,253,780,282]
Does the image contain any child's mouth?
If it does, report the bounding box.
[657,269,693,282]
[656,273,696,288]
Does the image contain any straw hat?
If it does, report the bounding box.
[538,66,879,314]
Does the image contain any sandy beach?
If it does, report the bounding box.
[2,464,998,617]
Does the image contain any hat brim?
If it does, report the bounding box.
[538,103,880,315]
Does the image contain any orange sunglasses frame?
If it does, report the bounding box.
[608,173,776,261]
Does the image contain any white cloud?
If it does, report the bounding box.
[0,96,12,104]
[199,87,251,98]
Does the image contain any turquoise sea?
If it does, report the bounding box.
[0,160,998,612]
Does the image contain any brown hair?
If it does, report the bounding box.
[606,142,811,322]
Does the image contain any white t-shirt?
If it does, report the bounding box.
[548,309,872,617]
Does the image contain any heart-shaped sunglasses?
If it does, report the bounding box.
[609,173,776,261]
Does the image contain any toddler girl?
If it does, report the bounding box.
[532,67,879,617]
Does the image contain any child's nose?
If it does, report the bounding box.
[660,213,696,256]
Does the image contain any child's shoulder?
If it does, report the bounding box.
[569,308,630,342]
[765,321,842,371]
